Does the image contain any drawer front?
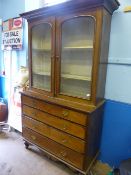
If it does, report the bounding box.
[23,127,84,170]
[23,105,86,139]
[23,116,85,153]
[22,95,87,126]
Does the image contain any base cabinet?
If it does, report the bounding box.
[20,0,119,174]
[21,94,103,173]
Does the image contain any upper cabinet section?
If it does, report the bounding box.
[20,0,119,107]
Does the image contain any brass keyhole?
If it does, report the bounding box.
[32,111,36,116]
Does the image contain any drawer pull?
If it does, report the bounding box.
[31,135,36,140]
[62,111,69,117]
[60,151,67,157]
[61,139,67,143]
[63,124,68,131]
[33,126,37,130]
[32,100,37,107]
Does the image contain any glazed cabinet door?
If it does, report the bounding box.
[56,14,96,101]
[29,18,55,95]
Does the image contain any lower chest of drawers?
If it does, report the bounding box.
[21,95,103,172]
[22,104,87,170]
[23,127,85,170]
[22,115,86,153]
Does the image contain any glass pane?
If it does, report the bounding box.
[31,23,51,91]
[60,17,95,99]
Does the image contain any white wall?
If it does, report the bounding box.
[25,0,39,11]
[25,0,67,11]
[105,0,131,104]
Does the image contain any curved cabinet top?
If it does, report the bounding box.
[20,0,120,20]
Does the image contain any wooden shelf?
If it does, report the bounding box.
[33,71,91,81]
[32,46,93,52]
[60,91,91,99]
[63,46,93,50]
[33,71,50,76]
[32,48,51,52]
[61,73,91,81]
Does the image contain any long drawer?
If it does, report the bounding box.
[23,105,86,139]
[23,116,86,153]
[22,95,88,126]
[23,127,85,170]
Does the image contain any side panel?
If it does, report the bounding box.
[96,9,112,102]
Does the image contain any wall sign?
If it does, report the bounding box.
[2,17,23,50]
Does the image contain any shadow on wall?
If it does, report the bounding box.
[99,100,131,167]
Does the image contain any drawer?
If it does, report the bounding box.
[23,127,85,170]
[22,95,87,126]
[23,116,86,153]
[23,105,86,139]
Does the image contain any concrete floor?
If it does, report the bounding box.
[0,130,76,175]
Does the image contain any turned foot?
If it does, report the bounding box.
[77,172,83,175]
[24,141,29,149]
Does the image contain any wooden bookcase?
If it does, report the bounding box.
[20,0,119,174]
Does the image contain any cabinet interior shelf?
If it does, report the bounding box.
[61,73,91,81]
[32,46,93,53]
[33,71,50,76]
[63,46,93,50]
[32,48,51,52]
[33,71,91,81]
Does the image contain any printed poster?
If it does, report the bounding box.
[2,17,23,50]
